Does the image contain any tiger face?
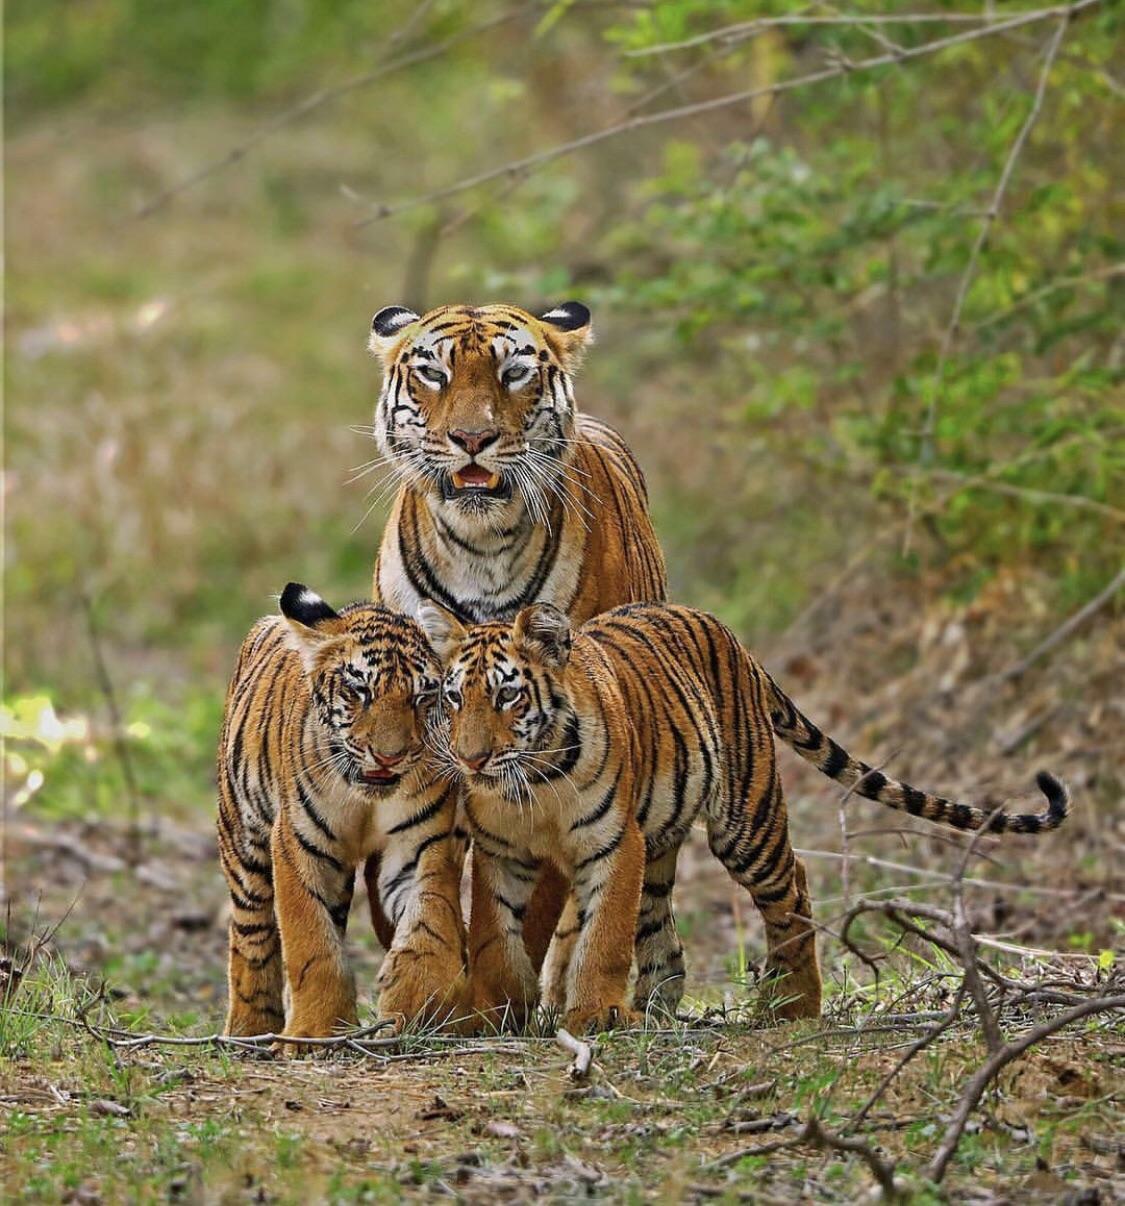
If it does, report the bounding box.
[417,601,574,789]
[367,302,593,523]
[280,583,443,793]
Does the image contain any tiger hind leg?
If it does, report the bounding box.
[707,780,821,1021]
[632,847,685,1017]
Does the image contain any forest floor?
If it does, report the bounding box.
[2,806,1123,1205]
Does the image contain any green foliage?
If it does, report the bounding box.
[5,0,1122,819]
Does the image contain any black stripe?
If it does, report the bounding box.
[386,790,450,834]
[292,826,345,872]
[570,768,621,830]
[575,826,625,873]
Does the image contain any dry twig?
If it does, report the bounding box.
[918,11,1073,461]
[556,1027,593,1081]
[928,992,1125,1183]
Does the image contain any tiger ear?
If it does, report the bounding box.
[538,301,593,372]
[279,582,344,671]
[416,600,466,663]
[513,603,572,668]
[368,305,420,366]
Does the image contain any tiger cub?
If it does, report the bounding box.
[418,600,1070,1033]
[217,583,464,1041]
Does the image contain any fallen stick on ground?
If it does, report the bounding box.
[927,991,1125,1183]
[555,1028,593,1081]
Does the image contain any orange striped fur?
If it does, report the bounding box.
[216,584,466,1043]
[365,301,667,964]
[420,601,1070,1032]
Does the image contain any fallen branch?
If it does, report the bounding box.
[803,1116,900,1200]
[556,1027,593,1081]
[706,1114,900,1198]
[355,0,1100,226]
[79,1011,402,1056]
[928,992,1125,1183]
[989,564,1125,686]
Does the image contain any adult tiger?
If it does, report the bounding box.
[364,301,668,961]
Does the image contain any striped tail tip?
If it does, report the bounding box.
[1034,769,1070,829]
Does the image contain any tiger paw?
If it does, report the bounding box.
[565,1003,642,1034]
[378,960,467,1031]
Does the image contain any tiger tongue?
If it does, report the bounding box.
[454,465,496,487]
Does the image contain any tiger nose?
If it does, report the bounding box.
[373,751,406,768]
[449,429,499,456]
[460,750,491,772]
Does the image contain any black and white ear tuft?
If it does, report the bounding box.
[537,301,593,371]
[368,306,421,364]
[371,306,420,338]
[539,301,591,333]
[280,582,339,628]
[513,603,572,668]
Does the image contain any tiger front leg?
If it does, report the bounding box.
[220,822,285,1037]
[564,820,646,1034]
[540,892,580,1012]
[271,820,358,1046]
[376,828,467,1031]
[466,846,542,1032]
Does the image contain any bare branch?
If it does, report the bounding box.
[949,809,1007,1054]
[895,465,1125,524]
[973,260,1125,330]
[625,10,1062,59]
[706,1114,901,1198]
[134,9,524,220]
[927,993,1125,1182]
[354,1,1101,227]
[919,13,1073,457]
[987,565,1125,686]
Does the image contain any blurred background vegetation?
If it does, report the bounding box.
[4,0,1122,847]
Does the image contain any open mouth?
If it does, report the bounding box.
[452,465,500,490]
[358,768,401,787]
[442,466,511,502]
